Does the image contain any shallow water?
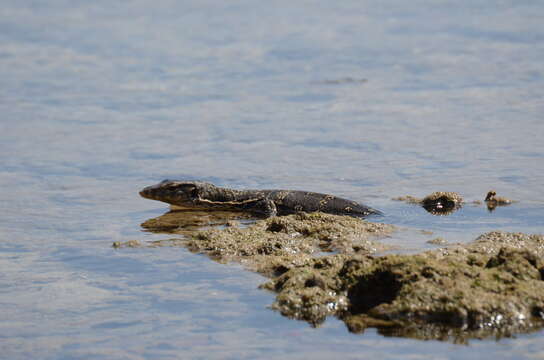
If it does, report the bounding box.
[1,1,544,358]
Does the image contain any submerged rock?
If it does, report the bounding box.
[112,238,186,248]
[112,240,142,248]
[391,195,422,205]
[427,237,448,245]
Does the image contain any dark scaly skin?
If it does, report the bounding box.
[139,180,382,218]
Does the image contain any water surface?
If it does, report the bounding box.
[1,1,543,359]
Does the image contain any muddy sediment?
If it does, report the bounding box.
[125,210,544,342]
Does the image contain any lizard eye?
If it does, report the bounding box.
[177,184,199,198]
[190,188,199,198]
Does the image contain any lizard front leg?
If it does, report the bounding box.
[252,198,277,217]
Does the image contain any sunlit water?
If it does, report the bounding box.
[1,1,543,359]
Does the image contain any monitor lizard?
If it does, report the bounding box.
[140,180,382,218]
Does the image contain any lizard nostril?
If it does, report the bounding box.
[139,188,153,198]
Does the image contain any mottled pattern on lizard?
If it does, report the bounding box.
[140,180,382,218]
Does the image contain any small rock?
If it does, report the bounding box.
[485,190,515,211]
[427,237,448,245]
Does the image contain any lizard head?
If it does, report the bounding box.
[139,180,210,207]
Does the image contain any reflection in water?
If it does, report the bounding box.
[422,205,459,216]
[111,209,255,248]
[141,209,254,234]
[421,202,461,216]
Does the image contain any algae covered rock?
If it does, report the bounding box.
[261,255,353,326]
[265,231,544,341]
[393,191,463,215]
[136,207,544,342]
[421,191,463,214]
[485,190,516,212]
[186,212,395,275]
